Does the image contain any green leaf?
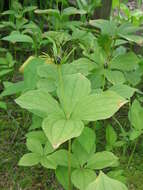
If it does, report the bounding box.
[35,9,60,16]
[109,52,139,71]
[86,151,119,169]
[70,58,96,76]
[129,100,143,131]
[0,68,13,77]
[72,90,127,121]
[76,127,96,154]
[26,131,47,144]
[71,169,96,190]
[57,73,91,119]
[15,89,64,117]
[72,130,95,167]
[43,118,84,149]
[18,153,40,166]
[2,32,33,43]
[23,6,37,13]
[40,156,57,169]
[26,138,43,155]
[46,149,78,168]
[86,171,128,190]
[63,7,86,16]
[23,57,45,91]
[37,78,56,92]
[125,70,141,86]
[37,63,57,80]
[0,81,25,97]
[43,140,54,155]
[129,130,142,141]
[0,101,7,110]
[37,63,77,92]
[109,84,136,99]
[55,166,70,190]
[105,70,125,84]
[29,115,42,130]
[119,34,143,45]
[107,170,127,184]
[89,19,117,36]
[106,125,117,150]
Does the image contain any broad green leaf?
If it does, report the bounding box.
[15,89,64,117]
[125,70,141,86]
[55,166,70,190]
[43,118,84,149]
[129,100,143,131]
[118,22,140,35]
[106,125,117,150]
[72,90,127,121]
[40,156,57,169]
[76,127,96,154]
[35,9,60,16]
[29,115,42,130]
[0,101,7,110]
[37,63,57,79]
[72,136,95,167]
[23,6,37,13]
[0,57,7,65]
[63,7,86,16]
[37,78,56,92]
[43,140,54,155]
[119,34,143,45]
[37,64,57,92]
[105,70,125,84]
[88,72,105,89]
[46,149,78,168]
[129,130,142,141]
[26,138,43,155]
[109,52,139,71]
[18,153,40,166]
[89,19,117,36]
[109,84,136,99]
[70,58,96,76]
[2,10,15,15]
[2,32,33,43]
[71,169,96,190]
[0,68,13,77]
[107,170,127,184]
[57,73,91,119]
[86,151,119,169]
[37,63,77,92]
[0,81,25,97]
[23,57,45,91]
[86,171,128,190]
[26,131,47,144]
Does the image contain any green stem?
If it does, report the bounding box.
[127,140,137,168]
[68,139,72,190]
[112,116,126,137]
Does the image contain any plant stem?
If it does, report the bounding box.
[127,140,137,168]
[112,116,126,136]
[68,139,72,190]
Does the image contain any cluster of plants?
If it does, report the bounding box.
[0,0,143,189]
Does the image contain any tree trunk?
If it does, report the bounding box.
[94,0,112,19]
